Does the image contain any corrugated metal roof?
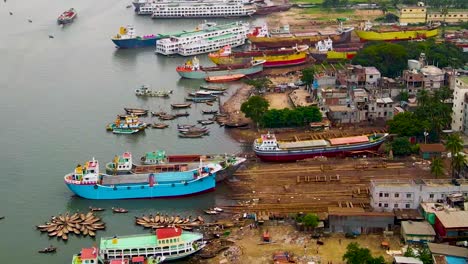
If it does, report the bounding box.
[401,221,435,236]
[279,140,328,149]
[394,256,424,264]
[428,243,468,258]
[434,210,468,228]
[329,135,369,145]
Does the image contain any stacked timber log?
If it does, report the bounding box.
[36,212,105,240]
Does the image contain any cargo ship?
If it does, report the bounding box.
[64,152,223,199]
[248,23,354,48]
[71,227,204,263]
[310,38,363,62]
[208,44,309,68]
[176,56,265,79]
[111,26,160,49]
[355,21,439,41]
[253,133,389,162]
[254,2,292,15]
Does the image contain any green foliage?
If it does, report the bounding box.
[431,157,444,178]
[418,247,434,264]
[352,40,468,78]
[398,90,409,102]
[352,42,408,77]
[343,242,386,264]
[452,153,466,178]
[404,246,417,258]
[260,106,322,128]
[446,133,463,155]
[392,137,412,156]
[240,96,269,124]
[297,213,319,228]
[375,13,399,23]
[244,77,273,92]
[387,112,429,138]
[301,67,315,89]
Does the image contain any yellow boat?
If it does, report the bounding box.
[208,45,309,68]
[355,22,439,41]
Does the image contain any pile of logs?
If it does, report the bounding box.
[36,211,105,240]
[135,214,204,230]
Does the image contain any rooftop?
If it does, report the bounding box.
[394,256,424,264]
[100,231,202,250]
[434,210,468,228]
[428,243,468,258]
[364,66,380,75]
[376,97,393,104]
[328,105,354,112]
[419,143,446,153]
[401,221,435,236]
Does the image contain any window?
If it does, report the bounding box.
[384,193,389,197]
[441,194,445,198]
[429,193,434,198]
[379,193,383,197]
[394,204,399,208]
[395,193,399,198]
[406,193,412,198]
[378,203,382,207]
[384,203,388,208]
[405,204,411,208]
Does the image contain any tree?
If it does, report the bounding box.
[391,0,400,8]
[343,242,386,264]
[302,213,319,228]
[244,77,273,93]
[301,67,315,90]
[240,96,269,126]
[430,157,444,178]
[392,137,412,156]
[387,112,429,138]
[452,153,465,179]
[404,246,417,258]
[380,2,388,15]
[418,247,434,264]
[398,90,409,102]
[445,133,464,178]
[352,42,408,78]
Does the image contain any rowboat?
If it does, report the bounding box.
[178,132,208,138]
[151,123,169,129]
[205,74,245,83]
[175,112,190,117]
[185,97,217,103]
[171,103,191,109]
[200,85,227,91]
[124,108,148,116]
[202,110,218,114]
[224,122,249,128]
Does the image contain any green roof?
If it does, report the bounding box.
[100,232,202,250]
[145,150,166,161]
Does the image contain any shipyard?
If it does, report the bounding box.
[1,0,468,263]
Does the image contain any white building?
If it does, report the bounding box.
[451,76,468,134]
[364,66,381,88]
[370,179,468,212]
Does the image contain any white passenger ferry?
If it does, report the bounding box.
[155,21,249,56]
[137,0,252,15]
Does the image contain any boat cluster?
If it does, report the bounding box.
[36,211,105,240]
[135,85,173,97]
[135,213,205,231]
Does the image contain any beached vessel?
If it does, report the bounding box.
[247,23,354,48]
[64,152,223,199]
[106,115,147,134]
[156,22,250,56]
[253,133,389,162]
[205,74,245,82]
[176,56,264,79]
[310,38,362,62]
[112,26,160,49]
[254,1,291,15]
[57,8,77,24]
[71,228,204,263]
[355,21,439,41]
[209,44,309,68]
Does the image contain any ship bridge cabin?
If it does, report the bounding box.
[254,133,279,151]
[73,247,98,264]
[71,159,100,183]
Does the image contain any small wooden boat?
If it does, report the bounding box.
[205,74,245,83]
[178,126,208,133]
[171,103,191,109]
[151,111,167,117]
[200,85,227,91]
[0,216,4,220]
[175,112,190,117]
[205,102,214,106]
[197,216,204,222]
[181,226,193,231]
[178,132,207,138]
[159,114,176,120]
[213,207,223,212]
[151,123,169,129]
[177,124,195,130]
[89,206,105,212]
[224,122,249,128]
[204,209,218,215]
[57,8,76,25]
[112,207,128,213]
[198,120,214,125]
[185,97,216,103]
[202,110,218,114]
[124,108,148,116]
[38,246,57,254]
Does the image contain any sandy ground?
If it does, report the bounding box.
[205,224,401,264]
[221,85,252,123]
[264,93,293,109]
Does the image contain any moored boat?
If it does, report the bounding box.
[254,2,292,15]
[57,8,76,24]
[135,85,173,97]
[124,108,148,116]
[71,228,203,263]
[355,21,439,41]
[209,44,309,68]
[177,56,265,79]
[112,26,160,49]
[185,96,217,103]
[200,85,227,91]
[206,74,246,83]
[171,103,191,109]
[64,152,223,199]
[248,23,354,48]
[310,38,362,62]
[253,132,389,162]
[106,115,147,134]
[151,123,169,129]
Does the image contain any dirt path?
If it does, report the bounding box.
[221,84,252,123]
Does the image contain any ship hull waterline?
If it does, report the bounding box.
[111,37,159,49]
[355,28,439,41]
[177,64,264,79]
[210,55,308,68]
[248,30,353,48]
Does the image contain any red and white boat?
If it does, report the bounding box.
[205,74,245,83]
[57,8,77,25]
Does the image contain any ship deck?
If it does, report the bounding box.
[100,232,202,250]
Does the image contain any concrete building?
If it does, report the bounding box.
[327,207,394,234]
[370,179,468,212]
[393,256,423,264]
[401,221,436,244]
[399,5,427,24]
[434,210,468,242]
[419,144,446,160]
[327,105,358,124]
[427,10,468,24]
[365,66,381,88]
[451,76,468,133]
[366,97,394,121]
[402,54,446,94]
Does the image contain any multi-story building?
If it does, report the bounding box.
[402,55,446,94]
[370,179,468,212]
[366,97,394,121]
[451,76,468,133]
[427,10,468,24]
[399,4,427,24]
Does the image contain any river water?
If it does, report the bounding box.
[0,0,261,262]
